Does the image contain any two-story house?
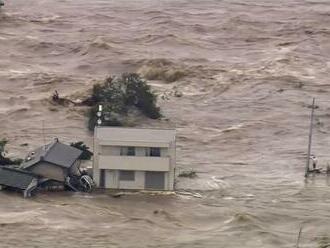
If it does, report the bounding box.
[93,127,176,190]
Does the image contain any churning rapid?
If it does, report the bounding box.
[1,0,330,247]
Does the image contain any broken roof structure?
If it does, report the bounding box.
[20,139,83,184]
[0,139,94,197]
[0,167,39,197]
[20,138,82,170]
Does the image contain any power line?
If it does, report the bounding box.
[42,120,46,147]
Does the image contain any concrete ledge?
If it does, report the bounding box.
[98,155,170,171]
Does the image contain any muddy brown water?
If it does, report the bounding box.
[1,0,330,247]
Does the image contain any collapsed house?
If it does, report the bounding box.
[0,139,94,197]
[20,138,83,184]
[0,167,40,197]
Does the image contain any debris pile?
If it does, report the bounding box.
[0,138,94,197]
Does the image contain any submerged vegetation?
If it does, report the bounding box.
[316,236,330,248]
[137,59,187,83]
[138,65,186,83]
[70,141,93,160]
[50,73,162,131]
[178,169,197,178]
[86,73,161,131]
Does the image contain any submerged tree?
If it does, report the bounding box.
[87,73,161,131]
[70,141,94,160]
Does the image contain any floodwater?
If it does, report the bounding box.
[1,0,330,247]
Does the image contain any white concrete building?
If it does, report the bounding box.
[93,127,176,190]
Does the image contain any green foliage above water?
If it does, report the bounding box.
[87,73,161,131]
[70,141,93,160]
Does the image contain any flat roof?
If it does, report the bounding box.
[95,127,176,144]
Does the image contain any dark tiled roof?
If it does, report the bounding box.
[20,140,82,169]
[0,167,39,190]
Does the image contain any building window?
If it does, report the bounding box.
[120,147,135,156]
[119,170,135,181]
[149,147,161,157]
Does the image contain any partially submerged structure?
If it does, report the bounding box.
[0,139,94,197]
[20,139,82,183]
[93,127,176,191]
[0,167,39,197]
[305,98,330,177]
[0,126,177,196]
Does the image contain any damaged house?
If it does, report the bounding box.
[0,138,94,197]
[0,167,40,197]
[20,138,82,183]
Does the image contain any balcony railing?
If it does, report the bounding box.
[98,155,170,171]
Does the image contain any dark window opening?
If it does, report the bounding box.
[127,147,135,156]
[150,147,161,157]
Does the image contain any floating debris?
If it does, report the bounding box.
[178,170,197,178]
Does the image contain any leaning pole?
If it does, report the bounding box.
[305,98,315,178]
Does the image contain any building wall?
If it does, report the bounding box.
[102,170,170,190]
[93,137,100,187]
[167,141,176,190]
[98,155,170,171]
[161,147,169,157]
[101,146,120,156]
[93,128,176,190]
[28,162,66,182]
[69,160,81,176]
[136,147,146,156]
[118,171,145,190]
[104,170,117,188]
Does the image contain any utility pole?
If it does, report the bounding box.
[305,98,315,178]
[296,225,303,248]
[42,120,46,148]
